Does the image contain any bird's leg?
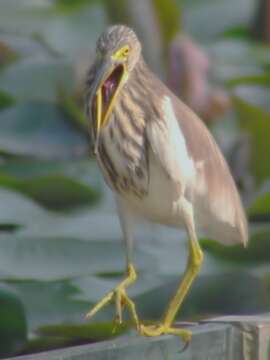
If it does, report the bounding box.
[85,262,139,328]
[114,262,138,326]
[140,198,203,342]
[86,198,140,329]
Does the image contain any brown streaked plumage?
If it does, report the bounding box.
[84,25,248,340]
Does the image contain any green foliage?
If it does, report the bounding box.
[0,41,18,68]
[59,91,88,132]
[102,0,129,24]
[234,96,270,185]
[0,59,75,102]
[0,287,27,358]
[182,0,255,41]
[0,173,100,210]
[249,196,270,219]
[21,322,129,355]
[201,227,270,263]
[53,0,98,14]
[0,103,88,158]
[152,0,181,44]
[38,322,129,340]
[227,74,270,86]
[0,90,15,110]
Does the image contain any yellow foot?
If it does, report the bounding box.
[85,263,139,329]
[140,323,192,343]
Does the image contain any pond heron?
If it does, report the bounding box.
[85,25,248,341]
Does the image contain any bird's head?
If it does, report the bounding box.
[86,25,141,142]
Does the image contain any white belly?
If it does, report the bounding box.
[120,150,187,228]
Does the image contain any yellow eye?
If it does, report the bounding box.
[122,46,129,57]
[113,46,130,61]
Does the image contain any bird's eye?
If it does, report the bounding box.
[113,46,130,61]
[122,46,129,57]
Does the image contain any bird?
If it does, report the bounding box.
[84,25,248,341]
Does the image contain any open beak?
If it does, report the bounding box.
[90,57,128,153]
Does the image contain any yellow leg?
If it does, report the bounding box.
[86,263,139,329]
[140,199,203,342]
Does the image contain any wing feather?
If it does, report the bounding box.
[170,94,248,246]
[146,96,196,190]
[146,78,247,246]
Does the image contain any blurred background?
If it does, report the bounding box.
[0,0,270,357]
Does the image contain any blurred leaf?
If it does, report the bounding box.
[227,73,270,87]
[0,158,98,186]
[0,173,100,211]
[0,158,102,210]
[201,227,270,263]
[0,58,74,102]
[0,0,106,60]
[4,279,90,332]
[207,39,270,83]
[40,5,106,60]
[59,91,88,132]
[182,0,255,41]
[0,188,118,243]
[102,0,129,24]
[0,188,49,229]
[0,229,154,284]
[135,272,270,321]
[182,272,270,318]
[0,40,18,67]
[0,33,49,59]
[0,0,51,34]
[0,224,20,233]
[38,321,128,340]
[222,40,270,66]
[0,233,125,281]
[222,26,251,39]
[233,95,270,185]
[53,0,98,13]
[233,85,270,113]
[0,102,88,159]
[0,89,15,110]
[0,286,27,358]
[152,0,181,44]
[20,322,129,355]
[0,157,102,210]
[248,181,270,218]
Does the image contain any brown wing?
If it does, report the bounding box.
[145,66,247,246]
[170,93,248,246]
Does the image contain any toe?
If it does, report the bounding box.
[140,324,163,337]
[85,290,114,319]
[139,323,192,342]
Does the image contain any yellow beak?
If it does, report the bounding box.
[90,57,128,153]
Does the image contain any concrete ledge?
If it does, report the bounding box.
[5,314,270,360]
